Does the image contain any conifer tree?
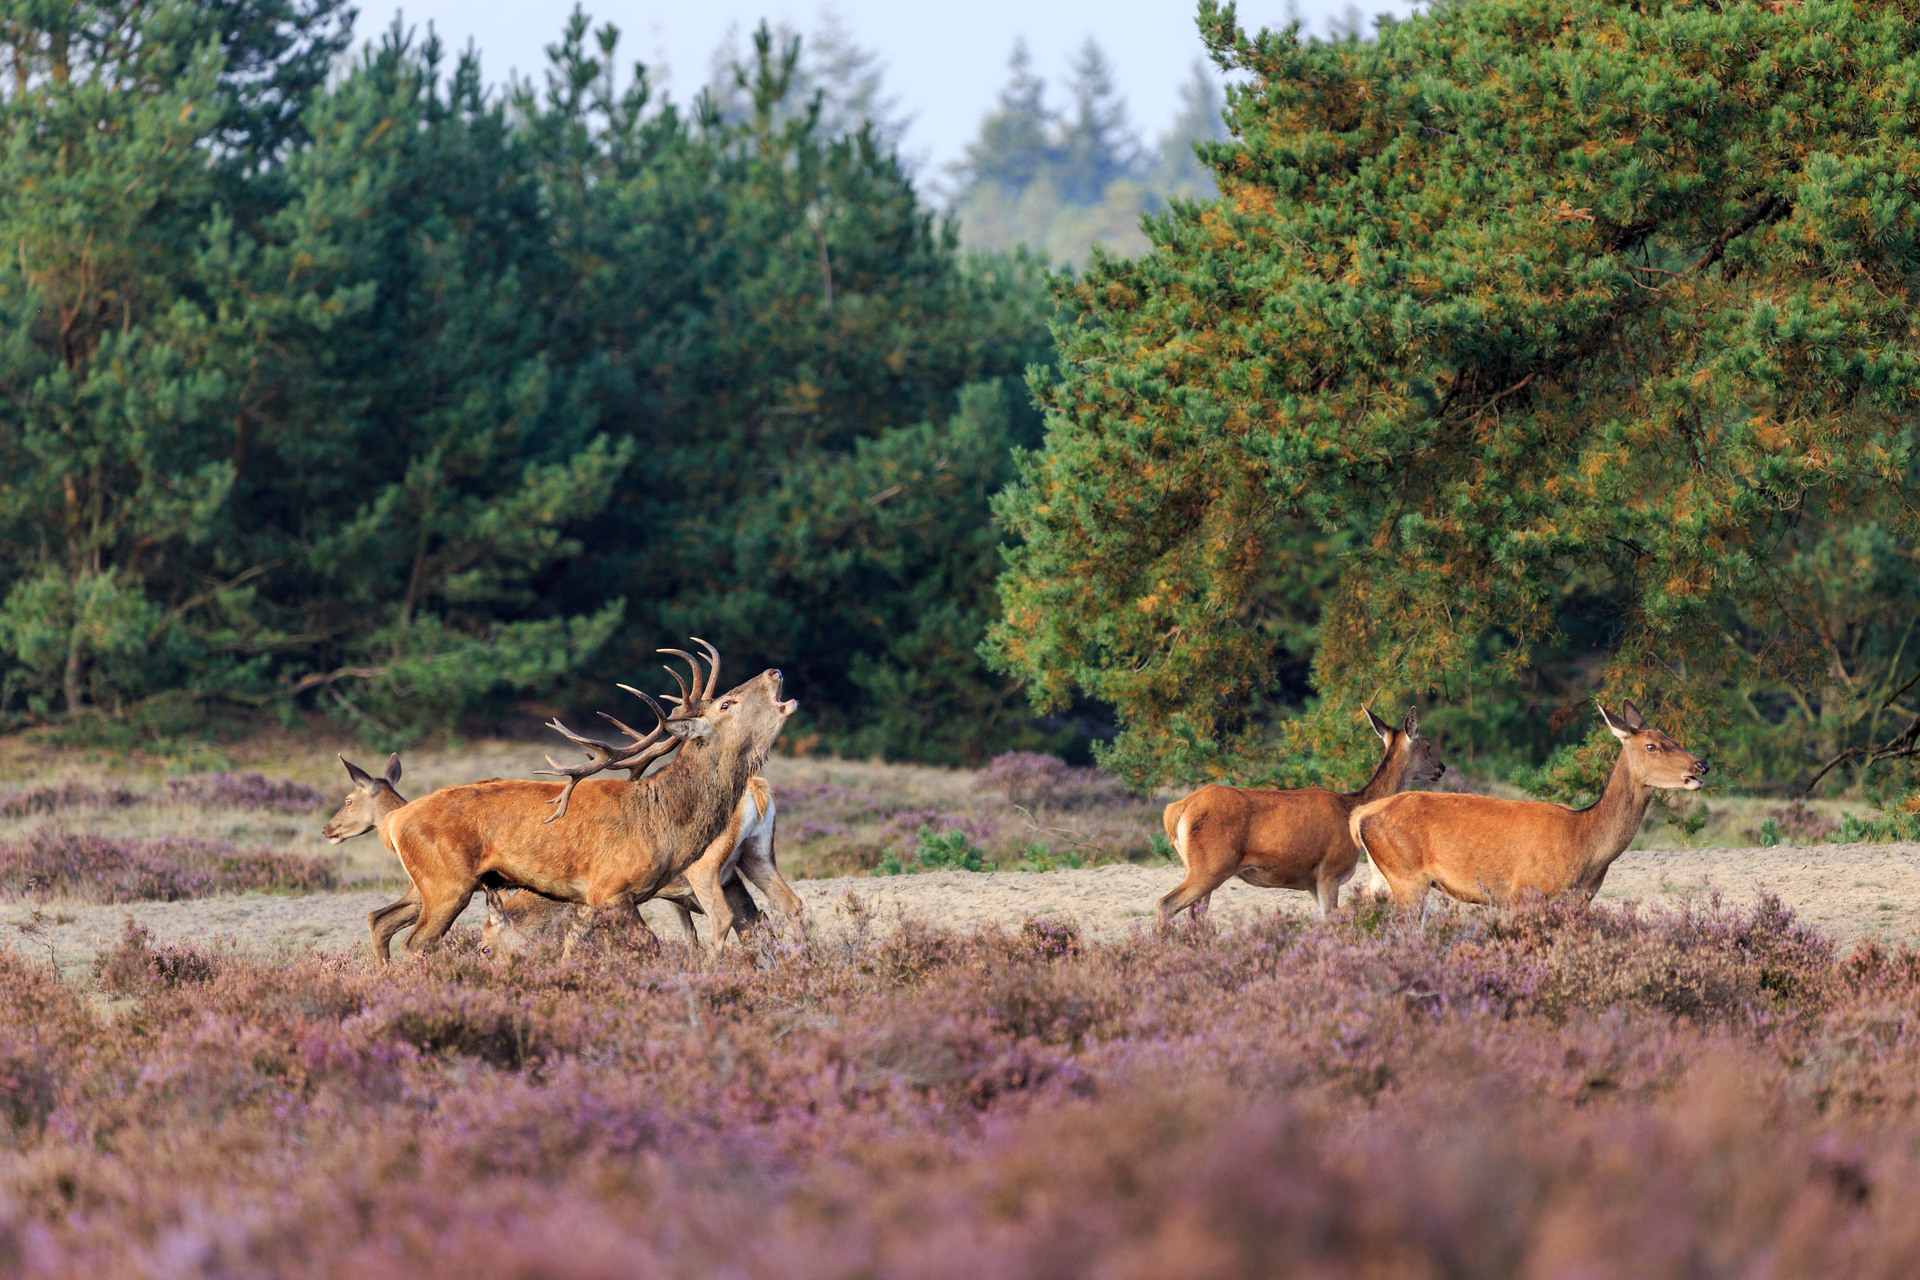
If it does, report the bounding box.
[989,0,1920,795]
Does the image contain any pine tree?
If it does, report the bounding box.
[988,0,1920,795]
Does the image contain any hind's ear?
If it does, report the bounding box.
[339,754,375,788]
[382,753,402,786]
[1364,706,1395,745]
[1617,699,1648,731]
[1598,703,1636,741]
[1402,707,1420,739]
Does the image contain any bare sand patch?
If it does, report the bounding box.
[5,841,1916,981]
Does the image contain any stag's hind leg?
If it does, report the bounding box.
[402,887,475,956]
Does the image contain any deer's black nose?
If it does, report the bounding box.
[1696,759,1710,774]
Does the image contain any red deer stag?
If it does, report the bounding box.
[1350,700,1707,911]
[486,642,803,953]
[1156,708,1444,928]
[378,646,795,960]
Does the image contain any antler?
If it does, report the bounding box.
[659,648,707,706]
[536,690,674,823]
[690,636,721,698]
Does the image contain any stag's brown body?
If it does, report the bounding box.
[483,777,803,954]
[381,667,794,958]
[1157,709,1443,927]
[1352,701,1707,910]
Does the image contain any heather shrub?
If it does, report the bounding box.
[2,899,1920,1275]
[164,771,328,812]
[91,918,224,994]
[1020,915,1083,962]
[0,780,143,819]
[973,751,1128,812]
[0,831,338,902]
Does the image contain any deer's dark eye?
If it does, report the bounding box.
[720,700,735,710]
[1646,742,1658,751]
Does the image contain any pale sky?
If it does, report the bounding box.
[360,1,1416,178]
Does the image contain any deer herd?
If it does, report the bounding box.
[321,639,1709,960]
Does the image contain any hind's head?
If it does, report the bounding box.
[1601,700,1709,790]
[321,754,404,843]
[1365,706,1446,788]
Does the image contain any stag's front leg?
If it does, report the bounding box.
[685,856,735,952]
[559,903,600,960]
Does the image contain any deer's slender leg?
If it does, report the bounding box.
[667,901,700,946]
[1157,862,1235,932]
[735,831,804,930]
[368,886,422,963]
[685,855,734,951]
[402,887,474,956]
[722,875,763,933]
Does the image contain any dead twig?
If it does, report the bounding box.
[1803,716,1920,796]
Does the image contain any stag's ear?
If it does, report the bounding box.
[1617,700,1649,731]
[1597,703,1635,742]
[663,716,715,742]
[382,753,403,786]
[1363,706,1395,745]
[339,754,375,789]
[1402,707,1420,739]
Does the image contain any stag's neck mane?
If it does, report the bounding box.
[1346,738,1409,807]
[1562,747,1652,875]
[626,730,764,848]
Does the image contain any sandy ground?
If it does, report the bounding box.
[5,841,1918,981]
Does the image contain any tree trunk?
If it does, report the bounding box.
[63,631,85,717]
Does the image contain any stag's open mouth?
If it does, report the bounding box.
[1682,775,1704,790]
[777,699,798,716]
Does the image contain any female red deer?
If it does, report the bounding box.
[1157,708,1444,927]
[1351,700,1707,911]
[377,646,795,959]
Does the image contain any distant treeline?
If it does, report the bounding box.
[0,2,1055,759]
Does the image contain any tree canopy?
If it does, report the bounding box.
[0,2,1052,760]
[989,0,1920,797]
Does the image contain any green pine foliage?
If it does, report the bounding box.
[988,0,1920,797]
[0,3,1053,755]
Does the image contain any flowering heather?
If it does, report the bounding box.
[0,896,1917,1274]
[972,751,1129,812]
[0,772,325,821]
[0,780,144,819]
[0,831,338,902]
[163,771,328,812]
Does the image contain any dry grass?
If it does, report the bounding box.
[0,729,1898,905]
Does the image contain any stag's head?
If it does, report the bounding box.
[322,754,404,843]
[1365,706,1446,787]
[1601,700,1709,790]
[663,666,797,767]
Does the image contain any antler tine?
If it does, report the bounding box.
[615,684,672,729]
[658,648,706,705]
[690,636,721,697]
[536,717,651,823]
[661,664,691,705]
[596,710,659,745]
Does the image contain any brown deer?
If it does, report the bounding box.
[1156,708,1444,928]
[1350,700,1708,910]
[377,645,795,960]
[320,754,436,961]
[484,643,804,953]
[482,776,798,956]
